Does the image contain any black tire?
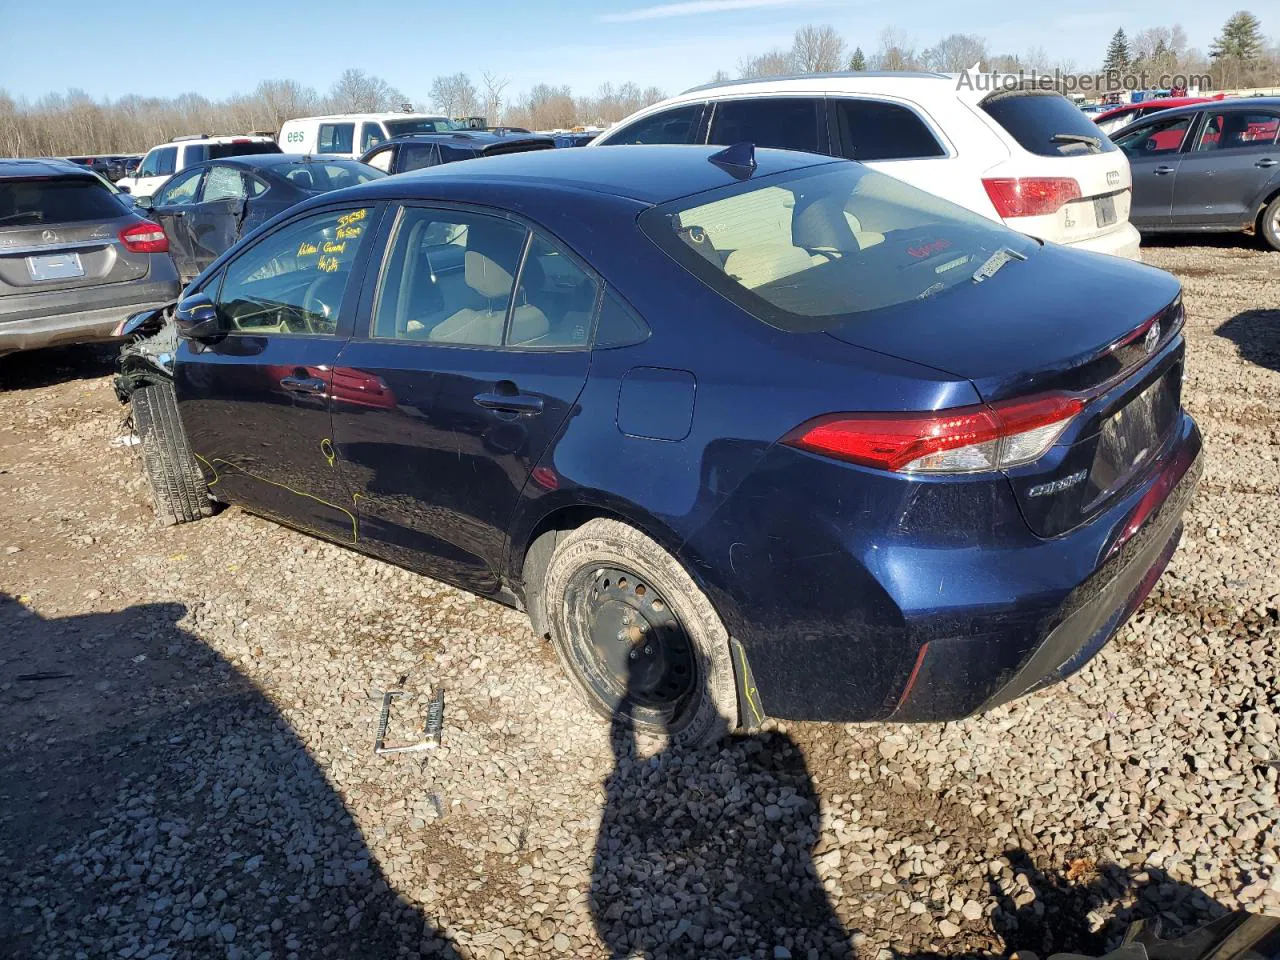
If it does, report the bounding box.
[1261,194,1280,252]
[131,381,212,526]
[541,518,738,746]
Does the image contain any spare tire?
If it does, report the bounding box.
[131,380,212,526]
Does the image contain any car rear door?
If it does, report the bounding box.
[1113,113,1198,228]
[1171,107,1280,228]
[706,96,827,155]
[185,164,249,274]
[174,203,383,542]
[150,167,205,278]
[330,204,596,594]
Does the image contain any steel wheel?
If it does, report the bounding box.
[564,564,697,721]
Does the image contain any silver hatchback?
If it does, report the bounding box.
[0,159,180,356]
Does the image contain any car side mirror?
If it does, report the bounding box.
[175,293,221,341]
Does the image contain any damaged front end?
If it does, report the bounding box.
[112,304,177,404]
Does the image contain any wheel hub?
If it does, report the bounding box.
[580,566,694,709]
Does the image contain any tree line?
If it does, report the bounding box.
[1,10,1276,158]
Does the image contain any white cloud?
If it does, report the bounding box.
[598,0,827,24]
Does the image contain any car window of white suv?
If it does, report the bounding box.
[709,98,822,154]
[832,98,946,161]
[604,104,705,145]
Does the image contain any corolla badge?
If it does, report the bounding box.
[1144,320,1161,354]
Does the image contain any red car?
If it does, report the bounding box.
[1094,95,1226,136]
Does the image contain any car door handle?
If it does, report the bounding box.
[1153,165,1176,175]
[1257,158,1278,168]
[169,210,186,217]
[473,390,544,416]
[280,375,326,395]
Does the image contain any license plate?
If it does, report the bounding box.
[27,252,84,281]
[1094,195,1118,228]
[1093,373,1178,493]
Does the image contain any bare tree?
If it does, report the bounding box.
[481,72,509,124]
[792,24,846,72]
[711,69,732,83]
[328,69,406,113]
[871,27,920,71]
[254,80,319,133]
[921,33,989,71]
[738,48,795,78]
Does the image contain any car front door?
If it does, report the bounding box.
[150,166,205,279]
[330,205,597,593]
[185,163,249,275]
[1113,114,1196,228]
[174,203,383,543]
[1171,108,1280,228]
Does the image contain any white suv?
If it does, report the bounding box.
[116,134,280,200]
[592,73,1142,260]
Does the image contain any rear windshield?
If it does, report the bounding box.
[640,163,1038,332]
[277,161,385,192]
[0,177,125,227]
[207,141,282,160]
[981,91,1118,156]
[386,118,465,136]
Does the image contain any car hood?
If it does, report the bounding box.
[824,242,1182,403]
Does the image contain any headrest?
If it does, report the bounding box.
[464,221,525,300]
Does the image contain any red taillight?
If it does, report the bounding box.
[982,177,1082,219]
[119,220,168,253]
[784,392,1085,475]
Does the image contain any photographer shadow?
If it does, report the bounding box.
[0,593,458,958]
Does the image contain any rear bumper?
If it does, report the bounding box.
[0,275,180,355]
[1060,222,1143,261]
[680,411,1201,723]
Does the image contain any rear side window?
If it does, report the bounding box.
[318,124,355,154]
[154,147,178,176]
[184,144,210,165]
[709,98,822,154]
[0,177,125,225]
[202,165,245,202]
[603,104,704,145]
[360,123,386,152]
[208,141,282,160]
[834,99,946,161]
[1196,111,1280,151]
[641,163,1036,331]
[401,143,441,172]
[981,92,1118,156]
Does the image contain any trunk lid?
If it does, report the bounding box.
[825,243,1186,536]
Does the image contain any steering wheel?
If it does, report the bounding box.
[297,275,341,334]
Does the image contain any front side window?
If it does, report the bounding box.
[709,98,822,154]
[385,118,464,136]
[217,206,375,335]
[201,165,245,202]
[318,123,355,154]
[184,144,210,165]
[361,122,386,152]
[137,150,161,178]
[365,147,394,172]
[641,164,1038,330]
[602,104,704,145]
[1114,116,1192,157]
[1196,111,1280,151]
[156,168,203,206]
[834,99,946,161]
[373,208,527,345]
[153,147,178,176]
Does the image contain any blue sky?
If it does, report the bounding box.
[0,0,1249,105]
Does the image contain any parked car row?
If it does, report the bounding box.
[106,137,1201,744]
[65,153,143,182]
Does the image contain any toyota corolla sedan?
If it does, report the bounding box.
[115,145,1201,745]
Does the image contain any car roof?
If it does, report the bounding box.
[349,144,840,205]
[1098,96,1213,115]
[283,113,450,123]
[0,157,98,179]
[1117,96,1280,120]
[380,131,554,148]
[200,153,364,170]
[680,70,951,95]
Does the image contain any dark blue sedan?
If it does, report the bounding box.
[120,145,1201,745]
[141,154,384,282]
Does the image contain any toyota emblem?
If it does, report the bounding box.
[1144,321,1161,354]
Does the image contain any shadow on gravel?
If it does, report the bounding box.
[591,664,855,960]
[0,342,120,391]
[898,848,1236,960]
[1139,233,1272,252]
[1216,310,1280,374]
[0,593,459,959]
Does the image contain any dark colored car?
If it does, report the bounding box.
[358,131,555,175]
[0,158,179,356]
[117,146,1200,744]
[1114,97,1280,249]
[1092,95,1222,135]
[554,132,600,148]
[66,155,125,181]
[138,154,384,283]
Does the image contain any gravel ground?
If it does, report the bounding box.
[0,237,1277,960]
